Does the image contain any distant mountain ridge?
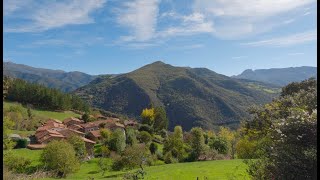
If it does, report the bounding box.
[3,61,98,92]
[233,66,317,86]
[74,61,276,131]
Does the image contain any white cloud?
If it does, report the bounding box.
[303,11,311,16]
[283,19,295,24]
[4,0,106,32]
[117,0,160,42]
[288,52,305,56]
[193,0,315,38]
[156,13,214,38]
[4,0,32,16]
[231,56,248,59]
[241,29,317,47]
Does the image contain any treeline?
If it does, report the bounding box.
[4,76,90,112]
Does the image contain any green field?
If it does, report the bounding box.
[4,101,81,121]
[10,149,249,180]
[11,130,36,137]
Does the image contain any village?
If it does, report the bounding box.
[12,116,138,157]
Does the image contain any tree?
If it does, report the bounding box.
[126,128,137,146]
[153,106,168,132]
[141,107,155,126]
[218,127,236,158]
[244,78,317,179]
[163,126,186,162]
[209,136,229,154]
[4,151,31,174]
[149,142,158,154]
[109,129,126,153]
[138,124,154,134]
[100,128,112,145]
[138,131,152,144]
[189,127,205,161]
[67,135,86,160]
[112,144,149,170]
[3,116,16,150]
[82,112,91,123]
[40,140,80,177]
[98,158,112,176]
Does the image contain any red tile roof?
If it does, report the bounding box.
[27,144,47,150]
[82,137,96,144]
[88,130,101,138]
[63,117,83,124]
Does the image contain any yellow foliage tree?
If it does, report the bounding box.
[141,108,155,126]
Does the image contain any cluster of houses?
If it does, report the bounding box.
[26,116,138,155]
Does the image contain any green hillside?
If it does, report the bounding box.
[75,61,275,131]
[3,61,97,92]
[4,101,81,121]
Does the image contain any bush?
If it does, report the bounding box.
[40,140,80,177]
[109,129,126,153]
[101,145,111,157]
[209,136,229,154]
[125,128,137,146]
[100,128,112,145]
[4,151,31,174]
[15,138,28,149]
[98,158,112,176]
[149,142,158,154]
[112,144,149,171]
[163,151,178,164]
[160,129,167,138]
[138,131,152,144]
[138,124,154,134]
[67,135,86,160]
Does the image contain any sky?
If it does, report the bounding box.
[3,0,317,76]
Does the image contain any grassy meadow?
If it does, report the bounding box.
[10,149,249,180]
[4,101,81,121]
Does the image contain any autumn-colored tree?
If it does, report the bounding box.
[141,107,155,126]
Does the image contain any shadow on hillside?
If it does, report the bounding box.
[103,172,126,178]
[88,170,99,174]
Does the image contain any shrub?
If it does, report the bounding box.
[4,151,31,173]
[109,129,126,153]
[98,158,112,176]
[112,144,149,171]
[149,142,158,154]
[138,124,154,134]
[40,140,80,177]
[189,127,206,161]
[209,136,229,154]
[101,145,110,157]
[100,128,112,145]
[67,135,86,160]
[138,131,152,144]
[160,129,167,138]
[15,138,28,149]
[163,151,178,164]
[125,128,137,146]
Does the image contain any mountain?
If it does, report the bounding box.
[3,61,98,92]
[75,61,276,131]
[233,66,317,86]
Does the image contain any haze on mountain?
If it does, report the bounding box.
[233,66,317,86]
[74,61,277,131]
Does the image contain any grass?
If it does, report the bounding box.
[8,149,43,167]
[9,148,250,180]
[4,101,81,121]
[11,130,36,137]
[42,159,249,180]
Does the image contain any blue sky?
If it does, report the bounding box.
[3,0,317,76]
